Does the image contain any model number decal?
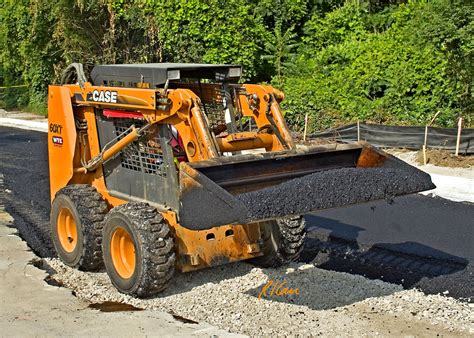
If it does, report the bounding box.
[52,136,63,146]
[91,90,118,103]
[50,123,63,134]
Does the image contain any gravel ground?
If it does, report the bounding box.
[44,258,473,336]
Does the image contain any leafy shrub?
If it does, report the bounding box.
[0,0,471,128]
[282,0,473,131]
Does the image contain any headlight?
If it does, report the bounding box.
[228,67,241,78]
[167,70,181,80]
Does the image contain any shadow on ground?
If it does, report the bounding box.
[301,215,472,300]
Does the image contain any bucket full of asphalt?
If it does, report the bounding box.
[237,166,435,222]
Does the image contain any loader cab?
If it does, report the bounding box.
[90,63,243,89]
[88,63,296,216]
[91,63,258,142]
[90,63,249,210]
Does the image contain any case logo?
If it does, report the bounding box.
[91,90,118,103]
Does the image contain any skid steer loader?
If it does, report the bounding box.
[48,63,434,297]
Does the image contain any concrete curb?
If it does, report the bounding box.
[0,117,48,133]
[420,173,473,203]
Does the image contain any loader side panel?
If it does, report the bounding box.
[95,113,180,211]
[48,85,77,200]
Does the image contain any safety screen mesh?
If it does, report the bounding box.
[174,82,228,135]
[113,119,166,177]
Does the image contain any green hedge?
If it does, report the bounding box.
[1,0,472,129]
[282,0,473,131]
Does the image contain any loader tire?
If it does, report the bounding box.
[50,185,108,271]
[250,217,306,268]
[102,202,175,298]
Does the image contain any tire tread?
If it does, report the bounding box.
[53,184,108,271]
[250,217,306,268]
[103,202,175,297]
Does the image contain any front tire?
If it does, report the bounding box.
[50,185,108,270]
[102,202,175,298]
[250,217,306,268]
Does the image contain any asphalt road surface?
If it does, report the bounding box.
[0,126,472,300]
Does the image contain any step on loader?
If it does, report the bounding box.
[48,63,434,297]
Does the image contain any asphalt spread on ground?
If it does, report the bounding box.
[0,126,472,300]
[0,127,53,257]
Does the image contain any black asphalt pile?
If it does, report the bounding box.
[237,167,435,221]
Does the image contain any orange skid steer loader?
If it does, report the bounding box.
[48,63,434,297]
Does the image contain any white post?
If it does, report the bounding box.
[423,111,441,165]
[429,111,441,126]
[455,117,463,156]
[303,113,309,141]
[357,120,360,142]
[423,125,428,165]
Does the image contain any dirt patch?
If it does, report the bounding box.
[294,136,337,146]
[415,149,474,168]
[170,312,199,324]
[383,147,412,154]
[89,301,143,312]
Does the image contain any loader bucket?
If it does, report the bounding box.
[178,143,435,230]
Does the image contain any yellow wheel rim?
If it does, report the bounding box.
[57,207,78,253]
[110,227,136,279]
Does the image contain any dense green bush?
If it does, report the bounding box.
[0,0,472,129]
[282,0,473,131]
[147,0,267,79]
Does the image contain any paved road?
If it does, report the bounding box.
[308,195,473,263]
[0,126,472,299]
[305,197,473,300]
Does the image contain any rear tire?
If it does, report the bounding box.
[250,217,306,268]
[50,185,108,270]
[102,202,175,298]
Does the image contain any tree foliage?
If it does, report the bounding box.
[0,0,472,129]
[262,24,299,86]
[283,0,473,130]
